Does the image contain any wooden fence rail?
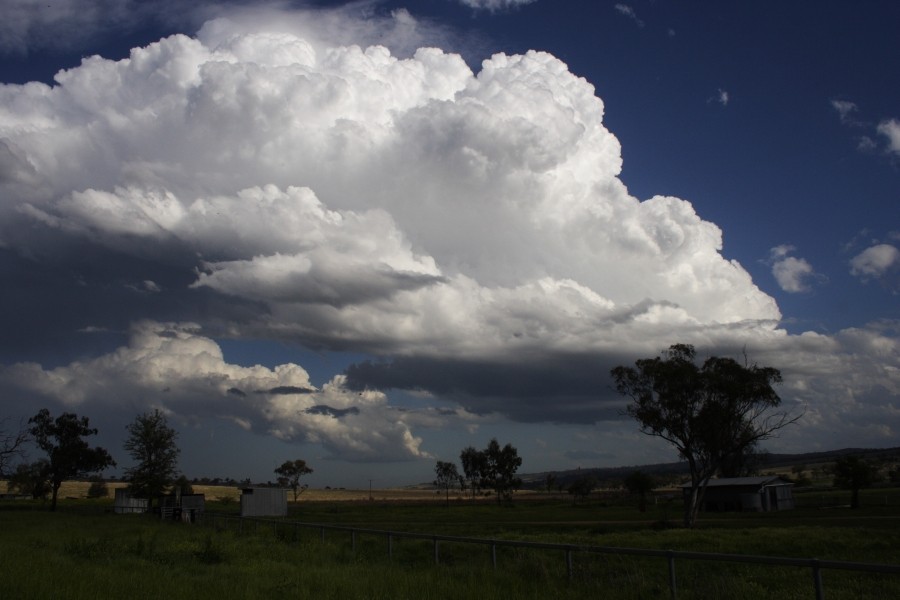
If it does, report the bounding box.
[200,512,900,600]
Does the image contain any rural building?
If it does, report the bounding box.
[683,476,795,512]
[114,488,149,514]
[160,492,206,521]
[240,487,288,517]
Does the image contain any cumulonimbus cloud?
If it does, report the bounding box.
[0,9,898,460]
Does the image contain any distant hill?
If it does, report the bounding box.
[519,446,900,490]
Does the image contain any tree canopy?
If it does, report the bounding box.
[29,408,115,511]
[274,459,313,502]
[611,343,798,527]
[123,409,180,507]
[433,460,462,507]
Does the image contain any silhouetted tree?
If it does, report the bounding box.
[612,344,798,527]
[433,460,462,507]
[460,446,487,499]
[832,455,879,509]
[623,471,656,512]
[274,459,313,502]
[7,460,51,499]
[481,439,522,504]
[173,474,194,496]
[29,409,115,511]
[124,409,180,509]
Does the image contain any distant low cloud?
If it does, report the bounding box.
[769,245,820,293]
[0,321,430,461]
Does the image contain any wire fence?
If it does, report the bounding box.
[199,511,900,600]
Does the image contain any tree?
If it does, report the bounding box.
[481,439,523,504]
[29,408,115,511]
[567,475,596,505]
[460,446,487,499]
[0,418,28,477]
[173,474,194,496]
[123,409,180,508]
[611,344,798,528]
[623,471,655,512]
[274,459,313,502]
[832,455,879,509]
[6,460,52,499]
[433,460,462,507]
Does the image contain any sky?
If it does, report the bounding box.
[0,0,898,488]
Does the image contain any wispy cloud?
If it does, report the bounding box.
[830,99,859,124]
[457,0,538,11]
[614,4,645,28]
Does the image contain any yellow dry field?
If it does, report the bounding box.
[1,481,553,503]
[0,481,453,502]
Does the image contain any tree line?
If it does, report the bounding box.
[1,408,316,510]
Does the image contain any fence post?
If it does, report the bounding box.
[434,538,440,565]
[811,559,824,600]
[667,550,677,600]
[491,544,497,569]
[388,534,393,561]
[352,530,357,553]
[321,526,326,542]
[566,549,573,580]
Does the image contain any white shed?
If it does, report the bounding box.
[114,488,148,514]
[240,487,288,517]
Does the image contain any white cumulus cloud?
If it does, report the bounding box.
[769,245,819,293]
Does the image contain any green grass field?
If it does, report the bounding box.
[2,488,899,599]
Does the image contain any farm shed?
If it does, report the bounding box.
[240,487,288,517]
[114,488,149,514]
[160,493,206,521]
[683,476,795,512]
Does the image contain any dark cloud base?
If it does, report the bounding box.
[344,353,629,424]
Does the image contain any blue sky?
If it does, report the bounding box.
[0,1,897,488]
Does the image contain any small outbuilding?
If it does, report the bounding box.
[114,488,149,514]
[683,476,795,512]
[240,487,288,517]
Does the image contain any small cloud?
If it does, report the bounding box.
[850,243,900,281]
[768,245,822,293]
[717,89,729,107]
[831,99,859,124]
[708,89,729,107]
[614,4,645,28]
[857,136,878,153]
[876,119,900,156]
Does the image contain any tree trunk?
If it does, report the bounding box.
[50,481,60,511]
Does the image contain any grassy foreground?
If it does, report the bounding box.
[2,494,899,600]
